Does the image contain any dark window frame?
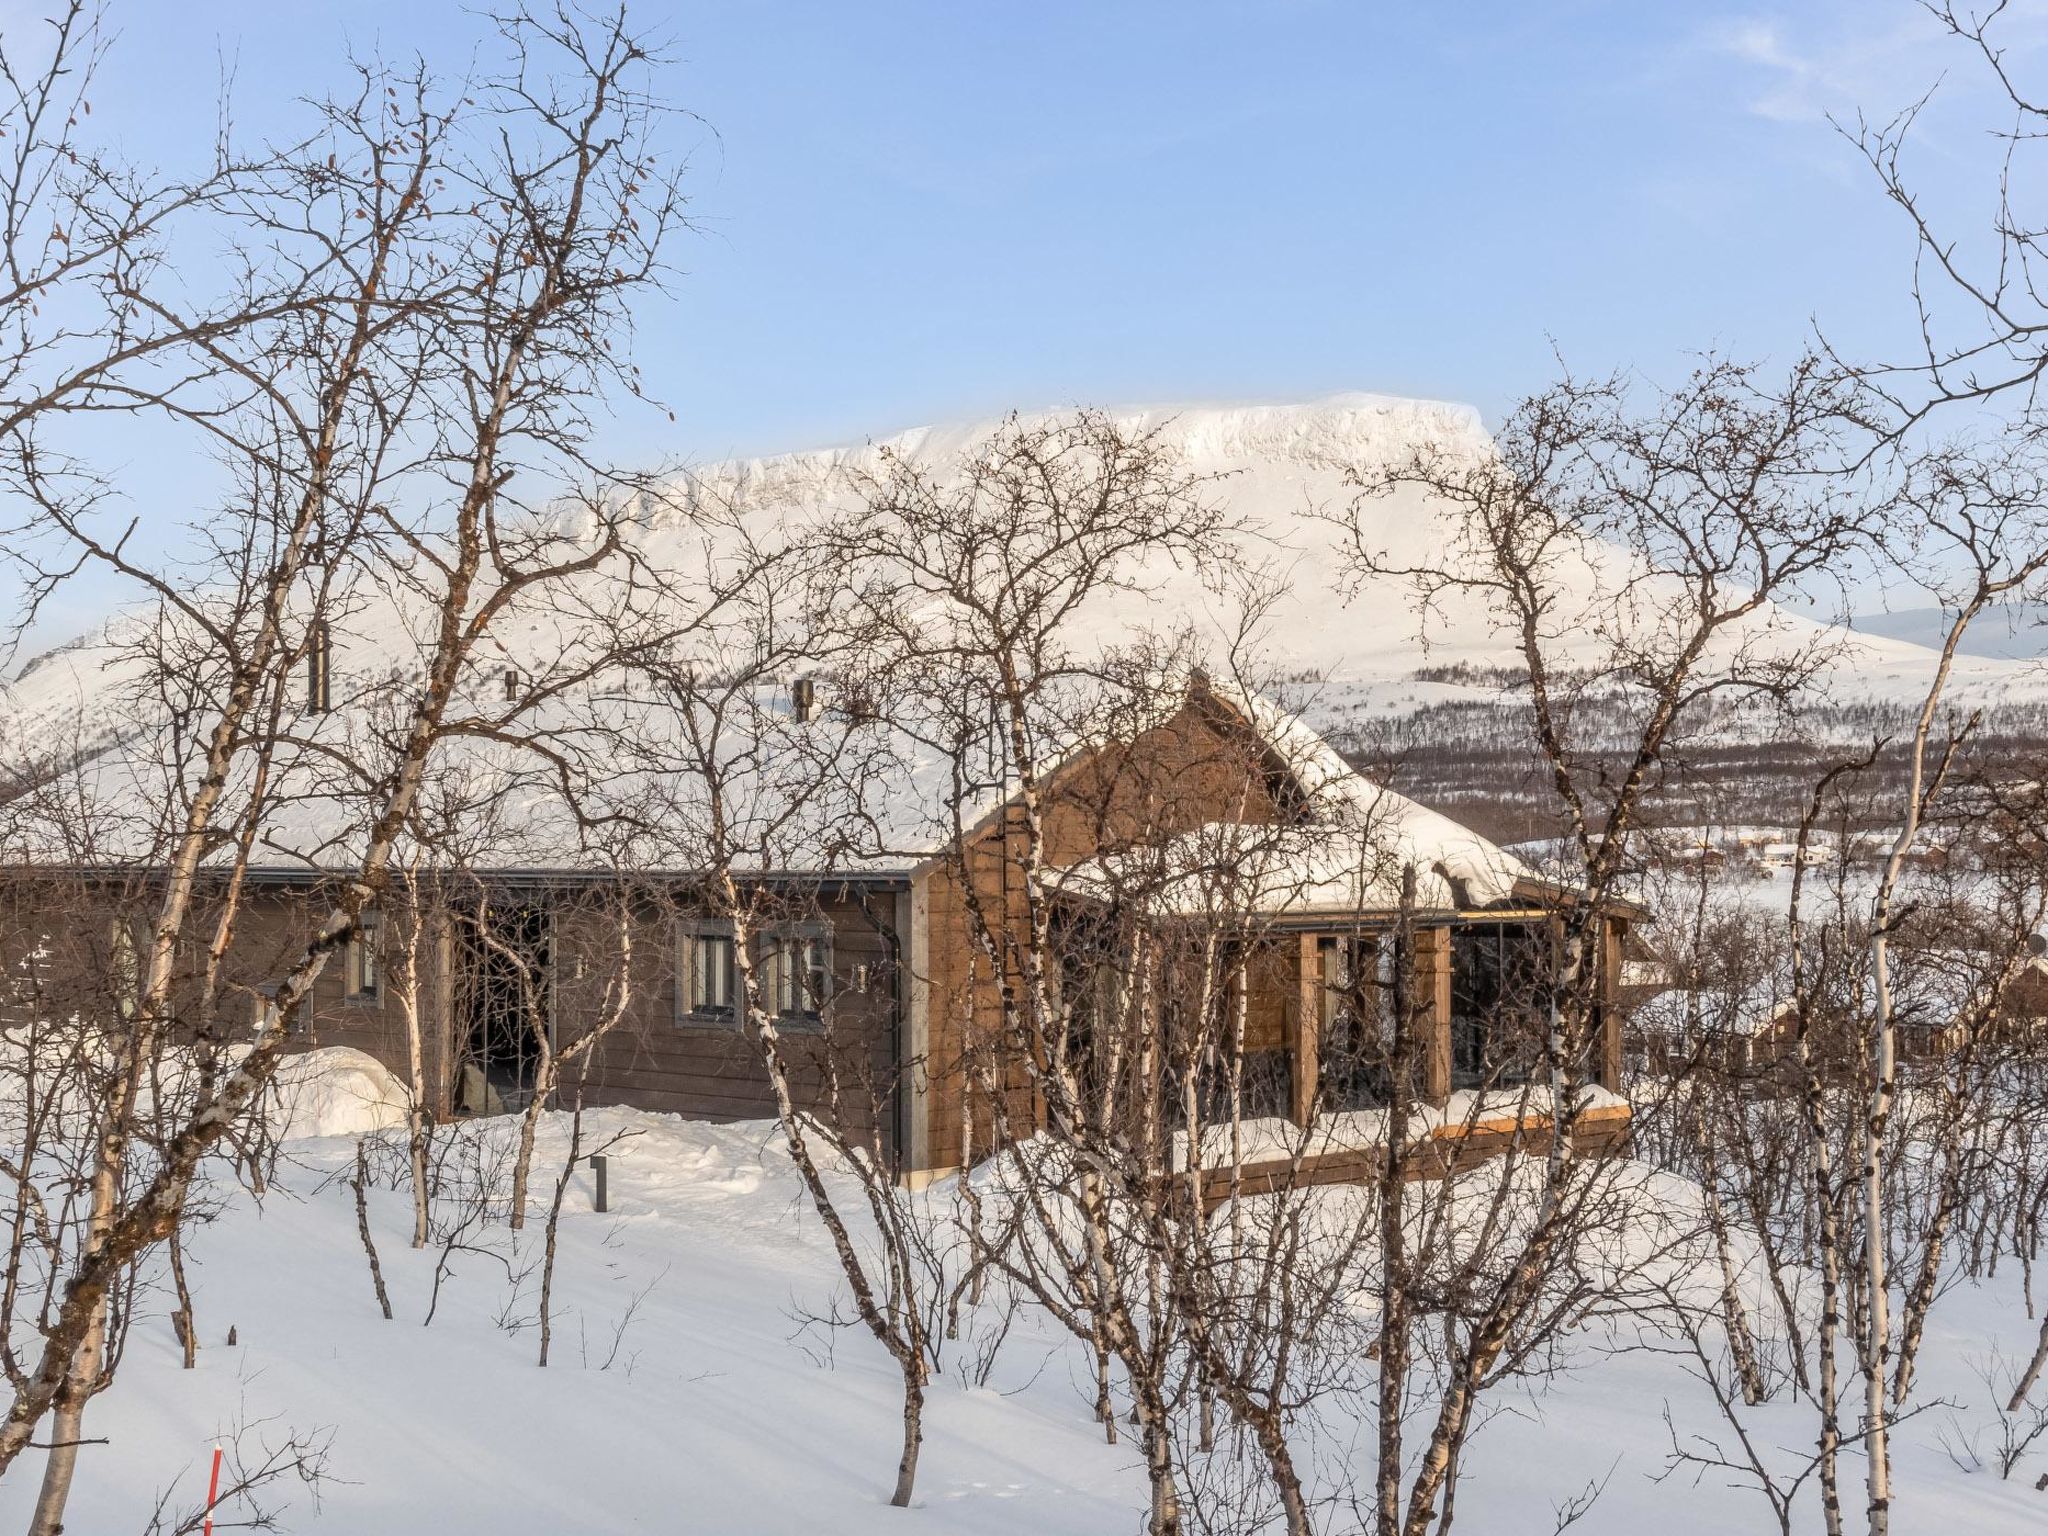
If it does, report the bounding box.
[760,922,833,1032]
[675,918,738,1027]
[344,909,382,1004]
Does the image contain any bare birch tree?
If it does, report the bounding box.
[823,413,1244,1534]
[0,11,688,1527]
[1331,354,1884,1532]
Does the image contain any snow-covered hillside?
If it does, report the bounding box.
[5,393,2037,770]
[8,1098,2045,1536]
[635,394,2006,693]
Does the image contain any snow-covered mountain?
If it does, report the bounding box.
[654,393,2038,715]
[1848,602,2048,661]
[4,393,2040,773]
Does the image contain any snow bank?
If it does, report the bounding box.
[7,1102,2043,1535]
[0,1037,410,1142]
[261,1046,412,1140]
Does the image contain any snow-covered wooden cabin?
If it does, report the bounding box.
[906,673,1635,1189]
[0,667,1633,1189]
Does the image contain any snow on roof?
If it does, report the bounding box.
[2,634,1530,902]
[1206,675,1532,904]
[2,674,963,877]
[1058,676,1534,916]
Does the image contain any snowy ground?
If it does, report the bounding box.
[8,1095,2048,1534]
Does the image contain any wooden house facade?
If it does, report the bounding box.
[0,677,1634,1187]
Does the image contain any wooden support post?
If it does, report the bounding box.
[431,900,456,1121]
[1293,933,1321,1126]
[1417,926,1453,1104]
[898,884,929,1183]
[1599,917,1624,1091]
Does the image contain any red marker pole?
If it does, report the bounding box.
[201,1444,223,1536]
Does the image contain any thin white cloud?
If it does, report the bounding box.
[1701,8,1946,124]
[1717,18,1799,74]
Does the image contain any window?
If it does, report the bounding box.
[109,918,140,1021]
[677,921,736,1022]
[307,621,332,715]
[346,910,381,1002]
[1450,922,1550,1090]
[1317,935,1393,1110]
[762,927,831,1023]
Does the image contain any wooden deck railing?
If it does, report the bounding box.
[1194,1101,1634,1209]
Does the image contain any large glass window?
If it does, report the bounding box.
[1317,935,1393,1110]
[1174,941,1295,1123]
[1450,922,1550,1090]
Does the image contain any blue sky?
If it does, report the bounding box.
[8,0,2045,647]
[67,0,2033,460]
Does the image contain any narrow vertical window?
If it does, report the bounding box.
[700,931,734,1012]
[1318,936,1348,1031]
[307,621,332,715]
[802,934,830,1015]
[346,910,381,1001]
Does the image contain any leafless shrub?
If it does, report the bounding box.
[140,1415,332,1536]
[1939,1352,2048,1481]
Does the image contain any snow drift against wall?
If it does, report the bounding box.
[257,1047,412,1141]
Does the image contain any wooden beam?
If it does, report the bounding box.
[1293,932,1321,1126]
[1418,925,1452,1104]
[1600,917,1624,1091]
[1196,1103,1635,1208]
